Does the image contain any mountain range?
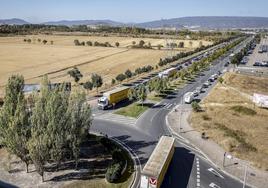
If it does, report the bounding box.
[1,16,268,29]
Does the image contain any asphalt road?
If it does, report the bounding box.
[91,37,252,188]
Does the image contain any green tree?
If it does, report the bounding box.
[116,74,126,82]
[86,41,93,46]
[67,88,92,169]
[42,40,47,45]
[91,74,103,94]
[136,84,147,106]
[139,40,145,47]
[192,101,202,112]
[0,75,31,172]
[50,41,54,45]
[125,69,133,79]
[68,67,83,84]
[111,79,116,85]
[74,39,80,46]
[115,42,120,47]
[83,81,93,93]
[178,42,184,48]
[28,77,51,182]
[128,88,137,101]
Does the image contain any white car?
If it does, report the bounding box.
[203,81,210,88]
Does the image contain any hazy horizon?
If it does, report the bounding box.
[0,0,267,23]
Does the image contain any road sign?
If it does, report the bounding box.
[149,177,157,186]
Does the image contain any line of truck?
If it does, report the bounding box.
[97,42,230,110]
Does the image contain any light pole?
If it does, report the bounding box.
[243,164,248,188]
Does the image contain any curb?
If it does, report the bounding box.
[165,107,257,188]
[90,131,141,188]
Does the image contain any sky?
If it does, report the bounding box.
[0,0,267,23]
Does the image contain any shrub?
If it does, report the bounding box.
[230,106,256,116]
[116,74,126,82]
[106,163,123,183]
[202,114,211,121]
[192,101,202,112]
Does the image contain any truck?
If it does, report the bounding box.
[184,92,194,104]
[97,86,130,110]
[158,68,177,78]
[140,136,175,188]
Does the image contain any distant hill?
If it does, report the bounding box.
[1,16,268,29]
[138,16,268,29]
[42,19,124,27]
[0,18,29,25]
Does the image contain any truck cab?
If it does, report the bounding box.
[98,97,109,110]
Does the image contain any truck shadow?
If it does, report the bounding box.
[161,147,195,188]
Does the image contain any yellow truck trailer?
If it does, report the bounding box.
[140,136,175,188]
[98,86,130,110]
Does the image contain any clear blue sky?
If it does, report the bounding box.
[0,0,267,23]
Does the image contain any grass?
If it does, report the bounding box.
[230,105,257,116]
[190,72,268,170]
[114,102,151,118]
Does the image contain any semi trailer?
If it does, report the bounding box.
[140,136,175,188]
[98,86,130,110]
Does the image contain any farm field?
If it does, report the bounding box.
[190,73,268,170]
[0,35,212,96]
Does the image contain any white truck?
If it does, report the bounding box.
[184,92,194,104]
[158,68,177,78]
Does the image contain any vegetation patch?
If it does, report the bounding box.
[114,103,151,118]
[215,123,257,152]
[230,105,256,116]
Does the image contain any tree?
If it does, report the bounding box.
[37,39,41,43]
[67,88,92,169]
[178,42,184,48]
[28,77,51,182]
[136,84,147,106]
[0,75,31,173]
[68,67,83,84]
[132,41,136,46]
[157,44,162,50]
[192,101,202,112]
[189,41,193,48]
[42,40,47,45]
[27,39,31,43]
[86,41,93,46]
[125,69,132,79]
[218,77,224,84]
[50,41,54,45]
[116,74,126,82]
[46,86,69,170]
[115,42,120,47]
[111,79,116,85]
[128,88,137,101]
[139,40,145,47]
[91,74,103,94]
[199,41,203,47]
[74,39,80,46]
[83,81,93,93]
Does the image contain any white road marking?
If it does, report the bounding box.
[209,182,221,188]
[208,168,224,179]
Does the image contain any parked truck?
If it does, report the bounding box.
[98,86,130,110]
[140,136,175,188]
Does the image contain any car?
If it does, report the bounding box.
[203,81,210,88]
[193,90,199,97]
[196,86,205,93]
[253,62,262,66]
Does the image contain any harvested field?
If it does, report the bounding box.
[190,73,268,170]
[0,35,212,96]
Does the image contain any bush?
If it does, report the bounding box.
[106,163,123,183]
[192,101,202,112]
[116,74,126,82]
[230,106,256,116]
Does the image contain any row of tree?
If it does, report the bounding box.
[0,75,92,182]
[67,67,103,93]
[23,38,53,45]
[113,65,154,84]
[74,39,119,47]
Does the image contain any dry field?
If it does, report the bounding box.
[190,73,268,170]
[0,35,212,96]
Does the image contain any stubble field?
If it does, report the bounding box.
[0,35,212,96]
